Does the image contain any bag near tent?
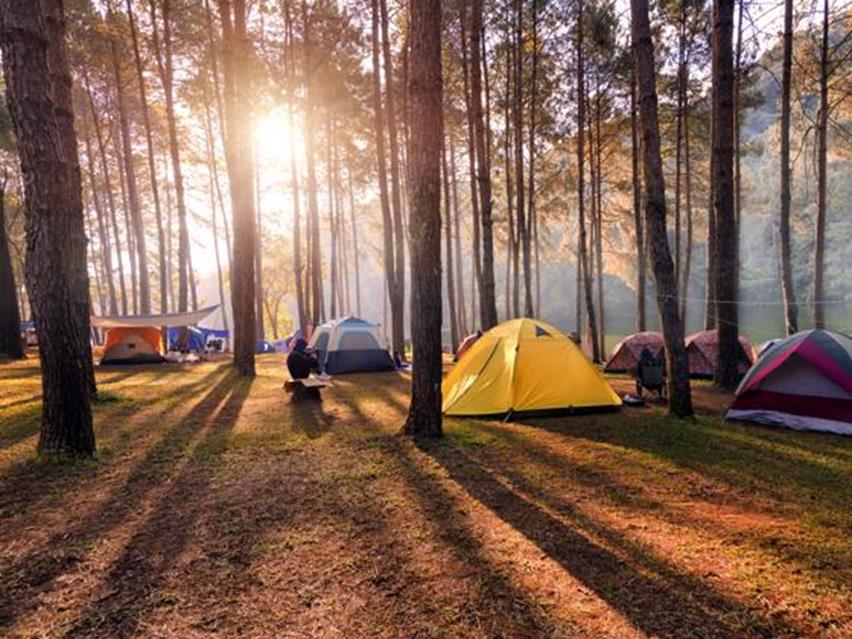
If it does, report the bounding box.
[307,316,395,374]
[442,318,621,417]
[726,329,852,436]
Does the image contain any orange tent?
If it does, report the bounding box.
[101,327,165,365]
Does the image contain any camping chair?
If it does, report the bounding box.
[636,359,665,400]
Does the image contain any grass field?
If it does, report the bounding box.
[0,355,850,637]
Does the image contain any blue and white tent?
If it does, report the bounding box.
[308,317,395,374]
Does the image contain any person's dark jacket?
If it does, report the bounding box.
[287,339,318,380]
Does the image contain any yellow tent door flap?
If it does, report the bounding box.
[442,318,621,416]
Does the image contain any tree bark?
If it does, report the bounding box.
[528,0,541,318]
[814,0,829,329]
[779,0,798,334]
[712,0,739,388]
[0,0,96,453]
[631,0,693,416]
[514,0,533,318]
[0,172,24,358]
[111,114,138,315]
[403,0,443,438]
[219,0,256,375]
[470,0,498,328]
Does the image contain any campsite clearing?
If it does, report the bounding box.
[0,356,849,637]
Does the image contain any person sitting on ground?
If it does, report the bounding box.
[286,338,318,380]
[635,346,665,400]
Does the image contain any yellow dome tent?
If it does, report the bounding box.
[442,318,622,417]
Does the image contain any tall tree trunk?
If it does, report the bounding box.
[712,0,739,388]
[528,0,540,318]
[126,0,167,312]
[82,128,119,315]
[285,0,306,333]
[704,109,716,330]
[470,0,498,328]
[346,170,362,317]
[403,0,443,438]
[576,0,600,363]
[594,85,606,357]
[681,83,694,325]
[379,0,406,353]
[0,0,96,453]
[503,33,517,319]
[253,133,264,336]
[442,127,459,350]
[779,0,798,334]
[733,0,743,298]
[327,116,338,319]
[814,0,829,329]
[0,172,24,358]
[108,6,150,313]
[449,132,468,335]
[630,66,646,332]
[674,8,685,292]
[83,71,127,315]
[111,115,138,315]
[151,0,191,312]
[514,0,533,317]
[371,0,401,349]
[460,7,482,324]
[302,0,323,323]
[219,0,256,376]
[631,0,693,417]
[202,93,229,334]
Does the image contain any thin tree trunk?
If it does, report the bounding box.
[151,0,191,312]
[514,0,533,317]
[371,0,401,349]
[594,84,606,357]
[285,0,306,333]
[705,106,716,330]
[449,132,467,335]
[219,0,256,375]
[327,116,338,319]
[503,33,517,319]
[712,0,739,388]
[528,0,540,318]
[576,0,600,363]
[814,0,829,329]
[379,0,406,353]
[108,5,150,313]
[733,0,743,297]
[631,66,646,332]
[631,0,693,416]
[442,127,459,350]
[0,0,96,453]
[111,115,138,315]
[779,0,798,334]
[403,0,443,438]
[203,94,229,334]
[346,170,362,317]
[681,82,694,326]
[470,0,498,328]
[82,128,119,316]
[253,132,264,336]
[126,0,167,312]
[460,7,482,322]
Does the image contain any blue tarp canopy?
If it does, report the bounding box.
[167,326,206,352]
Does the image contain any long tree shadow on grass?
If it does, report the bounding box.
[0,365,230,516]
[0,368,246,632]
[416,437,800,638]
[522,412,852,517]
[59,375,253,638]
